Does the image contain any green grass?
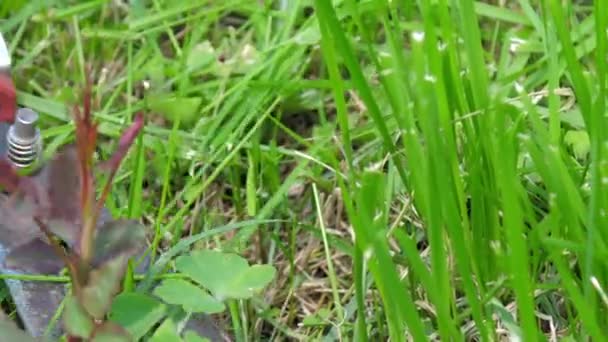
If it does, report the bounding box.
[1,0,608,340]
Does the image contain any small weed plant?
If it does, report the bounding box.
[0,80,276,341]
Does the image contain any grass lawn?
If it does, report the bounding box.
[0,0,607,341]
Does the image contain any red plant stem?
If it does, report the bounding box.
[79,194,96,269]
[73,83,98,269]
[94,113,144,221]
[77,147,97,269]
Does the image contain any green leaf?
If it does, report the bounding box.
[93,219,147,267]
[148,96,202,126]
[64,295,94,338]
[184,330,211,342]
[293,23,321,46]
[175,250,276,301]
[80,255,129,319]
[122,260,135,293]
[140,55,166,92]
[564,130,590,160]
[186,41,217,71]
[149,318,183,342]
[487,298,523,341]
[109,292,167,340]
[91,321,133,342]
[301,307,332,326]
[153,279,225,314]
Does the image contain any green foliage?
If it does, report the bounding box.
[147,97,203,126]
[175,250,277,301]
[99,250,274,340]
[0,75,145,340]
[80,256,129,320]
[109,293,167,340]
[104,249,275,340]
[149,318,182,342]
[64,295,94,338]
[153,279,225,314]
[147,317,211,342]
[4,0,608,341]
[564,130,590,160]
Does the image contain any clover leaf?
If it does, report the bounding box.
[153,279,225,314]
[175,250,276,301]
[109,292,167,340]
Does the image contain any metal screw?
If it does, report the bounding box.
[7,108,42,168]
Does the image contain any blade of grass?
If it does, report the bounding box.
[342,171,427,341]
[312,183,344,339]
[316,6,366,339]
[313,0,408,187]
[549,1,602,311]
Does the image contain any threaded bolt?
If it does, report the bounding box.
[7,108,42,168]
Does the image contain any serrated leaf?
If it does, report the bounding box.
[109,292,167,340]
[64,295,94,338]
[80,255,129,319]
[92,219,147,267]
[4,238,63,274]
[175,250,276,301]
[91,321,133,342]
[150,318,183,342]
[153,279,225,314]
[184,330,211,342]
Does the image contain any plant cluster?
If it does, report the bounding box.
[0,79,277,341]
[0,80,145,341]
